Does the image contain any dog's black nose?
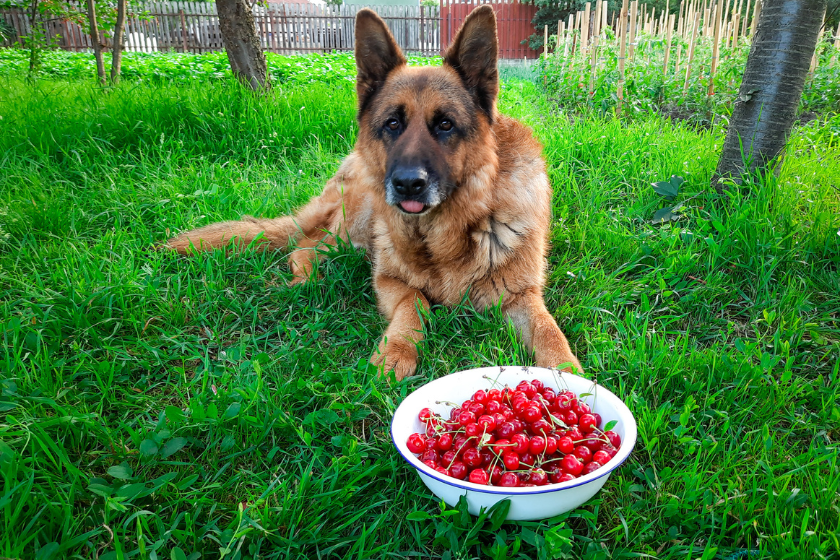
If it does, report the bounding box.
[390,167,428,197]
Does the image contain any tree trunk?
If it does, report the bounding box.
[714,0,827,189]
[216,0,270,91]
[110,0,127,84]
[86,0,106,86]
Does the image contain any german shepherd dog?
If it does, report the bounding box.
[166,6,583,380]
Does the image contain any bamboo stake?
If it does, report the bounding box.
[629,0,638,61]
[544,24,549,56]
[582,2,591,52]
[617,0,629,114]
[708,0,723,96]
[831,22,840,67]
[663,13,674,75]
[602,0,608,34]
[741,0,750,37]
[731,13,739,47]
[589,0,601,97]
[683,9,700,95]
[750,0,760,38]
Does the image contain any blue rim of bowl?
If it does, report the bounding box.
[390,415,637,495]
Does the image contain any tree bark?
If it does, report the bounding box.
[110,0,127,84]
[86,0,106,86]
[216,0,270,91]
[714,0,827,189]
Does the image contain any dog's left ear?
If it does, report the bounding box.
[355,8,406,115]
[444,5,499,121]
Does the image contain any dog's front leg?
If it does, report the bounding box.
[371,274,430,381]
[503,288,583,373]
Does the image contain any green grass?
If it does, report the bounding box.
[0,57,839,560]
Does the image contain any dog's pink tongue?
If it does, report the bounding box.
[400,200,425,213]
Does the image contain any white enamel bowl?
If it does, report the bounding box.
[391,366,637,521]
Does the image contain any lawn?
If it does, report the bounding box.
[0,51,839,560]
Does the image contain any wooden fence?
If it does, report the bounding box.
[0,0,540,58]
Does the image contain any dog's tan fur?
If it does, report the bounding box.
[166,6,583,380]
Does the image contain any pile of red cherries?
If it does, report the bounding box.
[405,379,622,487]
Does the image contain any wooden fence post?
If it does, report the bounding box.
[179,9,188,53]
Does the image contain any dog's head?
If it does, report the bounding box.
[354,6,499,216]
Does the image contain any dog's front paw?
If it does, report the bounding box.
[371,337,418,381]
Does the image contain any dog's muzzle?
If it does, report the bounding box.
[386,166,441,214]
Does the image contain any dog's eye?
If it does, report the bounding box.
[385,118,400,131]
[438,119,453,132]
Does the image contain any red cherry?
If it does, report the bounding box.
[442,449,458,465]
[473,389,488,404]
[496,422,516,439]
[561,454,584,476]
[423,460,437,469]
[502,408,515,421]
[449,461,467,479]
[583,437,602,453]
[485,400,501,414]
[556,394,573,411]
[582,461,603,475]
[453,434,471,451]
[604,430,622,448]
[490,464,504,485]
[462,447,482,467]
[516,381,537,398]
[578,414,597,433]
[511,433,529,454]
[420,449,439,464]
[593,450,611,465]
[449,407,461,421]
[541,388,556,402]
[563,411,579,426]
[522,405,542,423]
[468,468,489,485]
[545,435,558,455]
[529,436,547,455]
[511,419,526,433]
[493,439,511,456]
[419,408,433,422]
[407,433,426,454]
[519,452,536,467]
[573,445,592,463]
[530,419,552,436]
[503,452,520,470]
[488,389,502,401]
[435,466,449,476]
[557,436,574,455]
[566,427,584,442]
[499,472,519,487]
[529,469,548,486]
[477,415,497,432]
[601,444,618,458]
[468,403,485,417]
[593,413,602,427]
[479,449,493,467]
[493,412,506,428]
[550,471,576,484]
[436,433,453,451]
[458,410,476,427]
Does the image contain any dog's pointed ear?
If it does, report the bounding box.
[444,5,499,121]
[355,8,406,115]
